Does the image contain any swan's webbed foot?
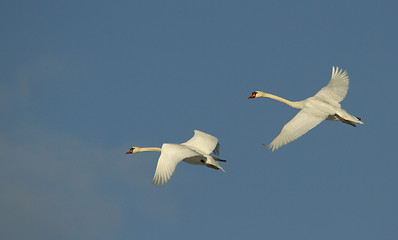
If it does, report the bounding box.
[205,164,220,170]
[334,114,356,127]
[344,120,356,127]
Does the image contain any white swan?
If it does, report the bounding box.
[248,66,363,151]
[125,130,225,186]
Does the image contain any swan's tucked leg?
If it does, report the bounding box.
[334,114,356,127]
[214,157,227,162]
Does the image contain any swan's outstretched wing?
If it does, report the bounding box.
[153,143,201,186]
[181,130,220,155]
[268,109,327,151]
[314,66,349,104]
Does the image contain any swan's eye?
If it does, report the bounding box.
[252,92,256,95]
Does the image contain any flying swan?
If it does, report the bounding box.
[248,66,363,151]
[125,130,226,186]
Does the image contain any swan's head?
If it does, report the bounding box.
[248,91,259,99]
[248,91,267,99]
[125,147,140,154]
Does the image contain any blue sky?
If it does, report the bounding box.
[1,1,398,239]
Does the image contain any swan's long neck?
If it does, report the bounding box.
[137,147,162,153]
[257,92,303,109]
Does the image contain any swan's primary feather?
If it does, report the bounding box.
[314,66,350,105]
[152,143,201,186]
[268,106,328,151]
[182,130,219,155]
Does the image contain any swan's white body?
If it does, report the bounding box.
[126,130,224,186]
[249,66,363,151]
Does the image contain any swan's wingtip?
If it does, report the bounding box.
[152,178,166,187]
[262,143,276,151]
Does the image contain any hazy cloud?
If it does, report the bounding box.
[0,122,186,240]
[0,126,123,239]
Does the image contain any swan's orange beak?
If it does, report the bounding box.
[126,149,133,154]
[248,93,256,99]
